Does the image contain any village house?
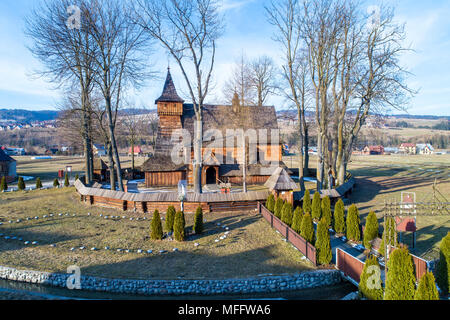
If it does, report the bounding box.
[141,69,286,188]
[93,144,107,157]
[128,146,143,157]
[0,148,17,183]
[416,143,434,155]
[362,145,385,155]
[399,143,417,155]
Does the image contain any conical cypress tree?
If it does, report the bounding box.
[64,172,70,187]
[274,198,284,219]
[436,232,450,295]
[165,206,176,233]
[150,210,163,240]
[311,191,321,221]
[36,177,43,189]
[334,199,346,234]
[173,211,186,241]
[281,202,293,226]
[18,177,25,191]
[363,211,379,249]
[321,196,332,227]
[414,272,440,300]
[300,213,314,244]
[53,178,60,188]
[358,255,384,300]
[302,189,311,214]
[266,194,275,212]
[379,217,397,257]
[385,246,416,300]
[193,206,204,234]
[346,204,360,242]
[316,219,332,265]
[0,176,7,192]
[291,207,304,234]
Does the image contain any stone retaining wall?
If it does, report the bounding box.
[0,266,342,296]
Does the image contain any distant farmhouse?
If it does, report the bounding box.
[416,143,434,155]
[0,148,17,183]
[399,143,434,155]
[399,143,417,155]
[1,146,25,156]
[363,145,385,155]
[128,146,143,156]
[93,144,107,157]
[141,70,285,187]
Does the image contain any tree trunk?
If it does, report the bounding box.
[193,116,203,194]
[303,126,309,177]
[297,109,305,192]
[131,140,135,180]
[107,143,116,190]
[105,95,124,191]
[81,93,92,185]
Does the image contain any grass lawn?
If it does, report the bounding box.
[0,188,313,280]
[13,156,149,185]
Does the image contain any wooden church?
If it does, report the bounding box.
[142,69,288,188]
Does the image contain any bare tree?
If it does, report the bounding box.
[25,0,96,184]
[133,0,224,194]
[268,0,414,190]
[266,0,309,191]
[87,0,152,191]
[336,4,414,184]
[249,55,278,106]
[222,53,255,106]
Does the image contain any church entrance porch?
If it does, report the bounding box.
[203,166,219,186]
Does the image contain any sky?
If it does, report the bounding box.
[0,0,449,116]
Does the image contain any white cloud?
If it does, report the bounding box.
[219,0,256,12]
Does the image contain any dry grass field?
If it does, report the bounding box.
[13,156,148,183]
[0,188,312,280]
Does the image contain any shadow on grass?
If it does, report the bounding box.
[0,227,85,254]
[79,244,312,281]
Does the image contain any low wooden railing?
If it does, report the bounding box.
[258,202,317,266]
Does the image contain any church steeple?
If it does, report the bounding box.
[155,68,184,104]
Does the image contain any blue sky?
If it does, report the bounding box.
[0,0,449,116]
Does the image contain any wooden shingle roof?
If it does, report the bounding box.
[264,167,298,191]
[75,180,269,203]
[155,69,184,104]
[141,154,187,172]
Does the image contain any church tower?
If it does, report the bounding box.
[155,69,185,154]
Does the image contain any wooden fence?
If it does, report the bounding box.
[258,202,317,266]
[410,253,429,281]
[336,247,429,286]
[336,248,365,284]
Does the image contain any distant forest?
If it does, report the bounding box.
[0,109,59,123]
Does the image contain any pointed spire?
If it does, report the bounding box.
[155,69,184,104]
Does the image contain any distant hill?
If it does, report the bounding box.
[0,109,59,123]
